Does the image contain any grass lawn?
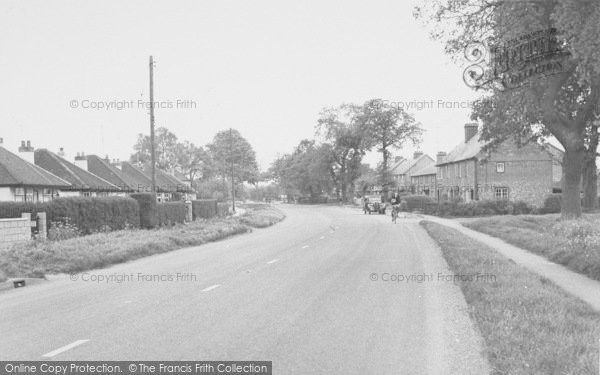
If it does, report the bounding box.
[0,205,285,282]
[462,213,600,281]
[421,221,600,374]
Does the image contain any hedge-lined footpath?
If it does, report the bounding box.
[463,214,600,281]
[421,221,600,374]
[0,205,285,282]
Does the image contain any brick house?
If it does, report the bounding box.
[410,162,437,197]
[0,139,70,202]
[389,152,435,191]
[436,123,563,206]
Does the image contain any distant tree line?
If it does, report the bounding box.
[269,100,422,202]
[130,127,259,200]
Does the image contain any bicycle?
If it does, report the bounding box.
[391,205,400,223]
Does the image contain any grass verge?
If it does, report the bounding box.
[462,213,600,281]
[238,204,286,228]
[421,220,600,374]
[0,206,285,282]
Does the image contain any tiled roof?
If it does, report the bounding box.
[86,155,134,191]
[392,154,434,175]
[137,165,193,193]
[0,147,70,187]
[437,132,490,166]
[34,149,121,192]
[412,162,437,177]
[120,162,155,192]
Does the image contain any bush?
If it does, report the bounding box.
[217,202,230,217]
[47,217,80,241]
[399,200,409,211]
[0,197,140,235]
[130,193,158,229]
[541,193,561,214]
[157,202,187,226]
[192,199,218,219]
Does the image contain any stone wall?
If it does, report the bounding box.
[0,213,32,247]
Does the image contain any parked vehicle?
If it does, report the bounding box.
[363,196,386,214]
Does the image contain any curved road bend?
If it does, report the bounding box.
[0,205,489,374]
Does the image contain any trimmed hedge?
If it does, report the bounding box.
[157,202,187,226]
[0,197,140,234]
[130,193,158,229]
[395,195,535,217]
[192,199,218,219]
[400,195,437,212]
[435,199,534,217]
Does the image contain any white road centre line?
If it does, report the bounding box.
[42,340,89,358]
[201,284,221,292]
[266,259,279,265]
[302,245,309,249]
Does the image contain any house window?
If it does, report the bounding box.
[495,187,509,200]
[496,162,505,173]
[43,188,52,202]
[465,161,469,177]
[455,163,459,177]
[14,187,33,202]
[15,187,25,202]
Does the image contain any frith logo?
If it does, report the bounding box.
[463,28,570,91]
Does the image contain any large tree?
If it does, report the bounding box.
[357,99,423,191]
[130,127,179,170]
[316,105,370,202]
[207,129,259,192]
[269,140,333,200]
[175,141,213,183]
[416,0,600,218]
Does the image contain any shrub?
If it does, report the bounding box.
[217,202,230,217]
[541,193,561,214]
[157,202,187,226]
[399,200,409,211]
[192,199,217,219]
[130,193,158,229]
[47,217,80,241]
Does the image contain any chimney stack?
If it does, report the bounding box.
[74,152,88,170]
[436,152,447,165]
[18,140,35,164]
[413,151,424,160]
[57,147,65,158]
[0,137,3,148]
[464,123,478,143]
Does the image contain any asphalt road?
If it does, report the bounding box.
[0,205,489,374]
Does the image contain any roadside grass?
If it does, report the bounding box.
[0,206,285,282]
[238,204,286,228]
[421,221,600,375]
[462,213,600,281]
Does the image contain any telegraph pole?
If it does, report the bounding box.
[230,128,236,213]
[149,56,157,193]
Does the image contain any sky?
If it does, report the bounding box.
[0,0,482,171]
